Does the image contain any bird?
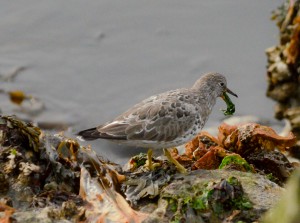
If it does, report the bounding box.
[78,72,237,173]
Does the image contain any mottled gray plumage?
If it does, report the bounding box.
[78,72,237,149]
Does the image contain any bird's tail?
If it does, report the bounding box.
[77,127,100,141]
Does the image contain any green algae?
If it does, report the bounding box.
[10,148,18,156]
[219,154,255,172]
[165,176,253,222]
[266,173,277,182]
[130,153,147,169]
[222,92,236,116]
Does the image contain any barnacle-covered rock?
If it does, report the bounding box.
[267,82,298,102]
[266,0,300,154]
[284,107,300,139]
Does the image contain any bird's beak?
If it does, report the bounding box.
[221,88,238,99]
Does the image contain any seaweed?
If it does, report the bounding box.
[163,176,253,222]
[222,92,236,116]
[219,155,255,173]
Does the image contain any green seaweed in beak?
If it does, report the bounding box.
[221,92,236,116]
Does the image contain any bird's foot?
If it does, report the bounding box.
[145,159,161,171]
[163,148,187,174]
[145,148,161,171]
[146,148,154,171]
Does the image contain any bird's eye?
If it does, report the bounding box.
[219,82,225,87]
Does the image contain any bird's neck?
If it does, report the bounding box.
[204,90,218,112]
[195,87,219,114]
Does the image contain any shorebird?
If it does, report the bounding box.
[78,72,237,173]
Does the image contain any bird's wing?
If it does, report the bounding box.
[94,95,161,140]
[97,95,198,142]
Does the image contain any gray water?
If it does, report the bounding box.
[0,0,283,164]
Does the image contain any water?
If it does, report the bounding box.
[0,0,283,164]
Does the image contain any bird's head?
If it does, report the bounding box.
[192,72,237,99]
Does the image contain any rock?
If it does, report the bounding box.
[142,170,284,223]
[0,115,293,223]
[266,0,300,154]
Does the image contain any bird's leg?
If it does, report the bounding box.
[146,148,153,171]
[163,148,187,174]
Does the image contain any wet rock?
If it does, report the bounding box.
[143,170,283,223]
[181,123,296,185]
[219,154,255,172]
[267,82,298,102]
[246,150,294,185]
[266,0,300,152]
[0,115,147,222]
[284,107,300,138]
[79,166,147,223]
[122,164,176,206]
[11,207,73,223]
[192,149,221,170]
[289,143,300,159]
[0,115,294,222]
[218,122,296,155]
[0,115,41,152]
[0,172,9,195]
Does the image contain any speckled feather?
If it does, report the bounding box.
[78,73,232,149]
